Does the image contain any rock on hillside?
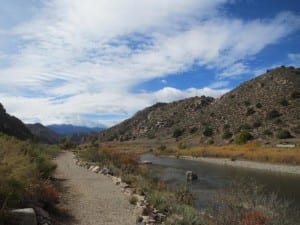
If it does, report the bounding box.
[94,66,300,145]
[0,103,33,140]
[27,123,62,144]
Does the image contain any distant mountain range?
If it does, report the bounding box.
[0,102,106,144]
[94,66,300,146]
[47,124,105,135]
[26,124,106,144]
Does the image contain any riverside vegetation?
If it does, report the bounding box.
[76,143,300,225]
[156,141,300,165]
[0,134,60,225]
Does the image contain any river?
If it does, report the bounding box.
[140,154,300,209]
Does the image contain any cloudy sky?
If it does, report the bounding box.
[0,0,299,127]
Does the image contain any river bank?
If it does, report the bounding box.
[175,155,300,175]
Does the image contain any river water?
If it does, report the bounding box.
[140,154,300,209]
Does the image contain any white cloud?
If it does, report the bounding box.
[0,1,299,126]
[0,85,229,127]
[288,53,300,66]
[218,63,250,78]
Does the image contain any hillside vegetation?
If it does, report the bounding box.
[0,134,59,224]
[94,66,300,147]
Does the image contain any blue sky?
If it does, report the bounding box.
[0,0,299,127]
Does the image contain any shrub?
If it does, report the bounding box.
[235,131,253,145]
[279,99,289,106]
[292,126,300,134]
[147,190,174,212]
[158,145,167,151]
[223,124,230,129]
[266,110,280,120]
[175,185,195,206]
[238,124,252,132]
[256,103,262,108]
[178,142,187,149]
[78,147,102,162]
[244,100,251,106]
[246,108,255,116]
[253,121,262,128]
[222,129,233,139]
[276,130,293,139]
[263,130,273,136]
[190,127,198,134]
[203,127,213,137]
[173,128,185,138]
[128,195,138,205]
[291,91,300,99]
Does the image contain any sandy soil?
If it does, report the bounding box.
[179,156,300,175]
[53,151,135,225]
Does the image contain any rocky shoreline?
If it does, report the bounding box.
[178,155,300,175]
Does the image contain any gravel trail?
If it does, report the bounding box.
[53,151,135,225]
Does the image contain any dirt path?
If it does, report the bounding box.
[53,151,135,225]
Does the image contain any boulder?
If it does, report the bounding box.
[186,170,198,181]
[10,208,37,225]
[100,167,110,175]
[92,166,100,173]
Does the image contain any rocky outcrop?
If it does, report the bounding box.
[186,170,198,181]
[10,208,37,225]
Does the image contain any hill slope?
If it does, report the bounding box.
[95,66,300,145]
[0,103,33,140]
[27,123,62,144]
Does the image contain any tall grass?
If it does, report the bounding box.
[157,142,300,165]
[0,134,60,222]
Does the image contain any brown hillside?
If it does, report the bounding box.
[94,66,300,146]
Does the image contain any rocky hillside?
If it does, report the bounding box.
[0,103,33,140]
[95,66,300,145]
[27,123,62,144]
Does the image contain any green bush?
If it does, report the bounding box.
[128,195,138,205]
[279,99,289,106]
[234,131,252,145]
[276,130,293,139]
[266,110,281,120]
[246,108,255,116]
[203,127,213,137]
[263,129,273,136]
[256,102,262,108]
[222,129,233,139]
[244,100,251,106]
[252,121,262,128]
[189,127,198,134]
[147,190,174,212]
[237,124,252,132]
[291,91,300,99]
[178,142,187,149]
[158,145,167,151]
[78,147,102,162]
[173,128,185,138]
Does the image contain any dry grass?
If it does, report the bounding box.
[155,141,300,165]
[0,134,60,218]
